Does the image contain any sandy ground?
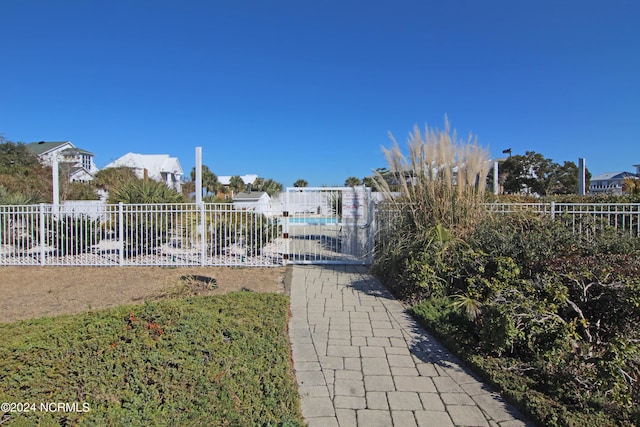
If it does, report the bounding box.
[0,266,289,323]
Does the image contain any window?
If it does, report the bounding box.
[82,155,91,170]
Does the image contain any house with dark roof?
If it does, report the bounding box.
[25,141,99,183]
[589,165,640,195]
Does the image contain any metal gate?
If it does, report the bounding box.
[282,187,374,264]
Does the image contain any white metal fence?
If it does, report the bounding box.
[374,202,640,254]
[487,202,640,237]
[2,201,639,267]
[0,203,283,266]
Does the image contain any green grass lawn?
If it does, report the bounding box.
[0,292,304,426]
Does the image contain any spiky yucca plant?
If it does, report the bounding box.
[375,117,491,239]
[107,180,187,204]
[0,185,43,205]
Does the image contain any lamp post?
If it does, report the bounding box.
[51,148,80,206]
[52,155,60,206]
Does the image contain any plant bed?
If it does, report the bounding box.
[410,297,638,427]
[0,293,303,426]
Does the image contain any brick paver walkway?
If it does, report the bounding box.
[288,265,535,427]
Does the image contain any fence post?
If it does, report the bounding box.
[200,202,206,266]
[550,202,556,220]
[367,187,375,264]
[39,204,46,266]
[118,202,124,266]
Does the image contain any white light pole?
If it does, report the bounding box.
[195,147,202,204]
[578,158,586,195]
[52,155,60,206]
[51,147,79,207]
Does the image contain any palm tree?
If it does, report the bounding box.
[228,175,245,195]
[344,176,362,187]
[252,178,283,197]
[190,165,221,196]
[108,180,187,204]
[293,179,308,188]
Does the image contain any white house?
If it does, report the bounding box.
[103,153,183,191]
[232,191,271,214]
[25,141,99,183]
[589,165,640,195]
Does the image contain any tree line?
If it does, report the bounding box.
[363,151,593,196]
[0,137,286,204]
[0,136,617,202]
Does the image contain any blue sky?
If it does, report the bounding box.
[2,1,639,186]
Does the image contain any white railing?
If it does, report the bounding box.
[373,202,640,251]
[3,202,638,267]
[0,203,284,267]
[487,202,640,237]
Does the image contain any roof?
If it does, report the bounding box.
[104,153,183,177]
[68,167,94,178]
[26,141,71,155]
[233,191,269,201]
[590,171,638,181]
[25,141,94,156]
[66,147,94,156]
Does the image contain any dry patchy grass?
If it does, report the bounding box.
[0,266,287,323]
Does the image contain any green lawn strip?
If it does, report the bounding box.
[0,293,304,426]
[410,298,622,427]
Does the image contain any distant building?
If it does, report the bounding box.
[25,141,99,183]
[589,165,640,195]
[103,153,183,191]
[232,191,271,214]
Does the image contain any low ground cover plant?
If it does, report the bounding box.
[0,293,303,426]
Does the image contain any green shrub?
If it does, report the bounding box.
[62,182,100,201]
[470,212,580,275]
[478,304,522,355]
[410,297,476,349]
[378,208,640,426]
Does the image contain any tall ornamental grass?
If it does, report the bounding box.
[372,119,492,295]
[375,118,491,239]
